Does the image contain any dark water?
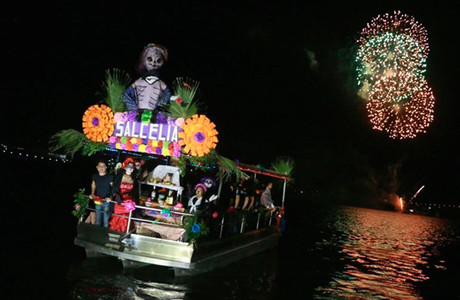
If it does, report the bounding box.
[4,156,460,299]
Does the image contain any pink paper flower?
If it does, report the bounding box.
[124,201,136,212]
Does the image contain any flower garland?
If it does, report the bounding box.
[72,188,89,220]
[178,114,218,156]
[82,104,115,142]
[182,215,210,244]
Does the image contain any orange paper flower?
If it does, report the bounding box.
[82,104,115,142]
[178,114,218,156]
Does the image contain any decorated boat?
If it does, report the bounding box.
[51,43,293,276]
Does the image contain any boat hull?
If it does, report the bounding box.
[74,222,280,276]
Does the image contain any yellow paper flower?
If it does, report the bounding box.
[82,104,115,142]
[178,114,218,156]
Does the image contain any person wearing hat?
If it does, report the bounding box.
[187,183,209,214]
[109,157,139,232]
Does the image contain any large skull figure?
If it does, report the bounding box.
[140,45,167,73]
[122,43,172,113]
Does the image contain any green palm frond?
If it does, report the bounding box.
[49,129,87,157]
[173,77,200,102]
[165,77,202,119]
[103,68,131,112]
[167,100,199,119]
[216,154,250,182]
[271,156,295,180]
[49,129,107,157]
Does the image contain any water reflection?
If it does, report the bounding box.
[314,207,455,299]
[67,247,280,299]
[64,205,459,299]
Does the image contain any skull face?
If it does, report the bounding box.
[142,47,165,72]
[204,179,214,189]
[125,163,135,175]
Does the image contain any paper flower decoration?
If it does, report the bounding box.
[82,104,115,142]
[124,201,136,212]
[192,223,201,233]
[178,114,218,156]
[161,208,171,217]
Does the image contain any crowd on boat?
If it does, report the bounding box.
[81,156,283,240]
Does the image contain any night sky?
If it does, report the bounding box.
[1,2,458,207]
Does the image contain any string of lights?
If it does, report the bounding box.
[1,143,72,163]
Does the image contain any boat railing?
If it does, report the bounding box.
[83,200,279,241]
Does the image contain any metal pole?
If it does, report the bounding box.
[126,210,132,234]
[282,179,287,207]
[217,177,223,200]
[219,215,225,239]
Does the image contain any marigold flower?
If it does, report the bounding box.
[82,104,115,142]
[178,114,218,156]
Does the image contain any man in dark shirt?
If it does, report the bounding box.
[89,160,114,227]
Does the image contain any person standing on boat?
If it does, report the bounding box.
[260,182,277,212]
[89,160,114,228]
[109,158,139,232]
[234,178,250,210]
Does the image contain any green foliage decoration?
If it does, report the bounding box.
[178,150,249,182]
[102,68,130,113]
[271,156,295,182]
[182,215,210,244]
[72,188,90,220]
[163,77,201,119]
[49,129,107,157]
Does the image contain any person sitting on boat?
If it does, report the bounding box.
[187,183,212,214]
[260,182,277,213]
[109,158,139,232]
[89,159,114,228]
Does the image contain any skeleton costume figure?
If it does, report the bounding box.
[187,183,208,214]
[122,43,172,112]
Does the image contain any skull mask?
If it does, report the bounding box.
[141,46,166,72]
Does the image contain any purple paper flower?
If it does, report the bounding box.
[92,117,99,126]
[126,111,137,121]
[156,112,167,124]
[194,132,205,143]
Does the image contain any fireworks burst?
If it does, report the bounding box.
[366,74,435,139]
[356,10,435,139]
